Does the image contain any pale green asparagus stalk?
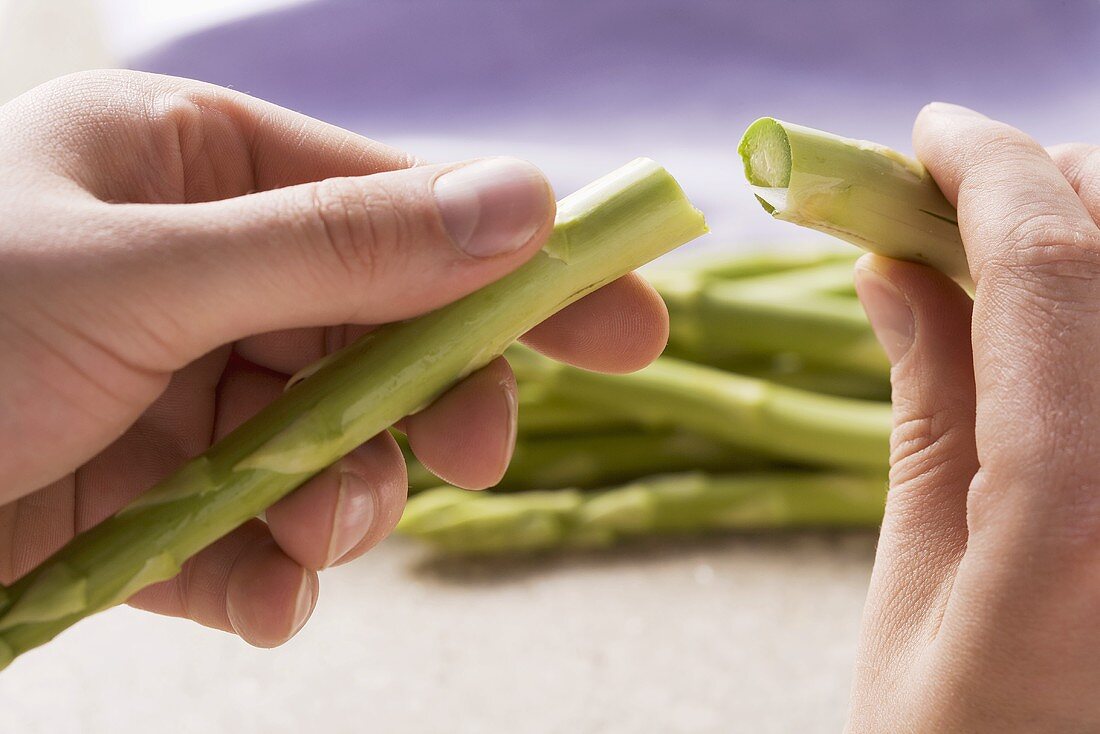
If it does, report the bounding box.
[736,360,889,401]
[654,264,887,378]
[738,118,969,289]
[640,248,856,284]
[405,430,769,492]
[514,396,638,436]
[397,471,887,554]
[724,259,858,298]
[0,159,707,670]
[507,347,891,471]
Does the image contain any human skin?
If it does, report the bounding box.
[849,104,1100,731]
[0,70,669,648]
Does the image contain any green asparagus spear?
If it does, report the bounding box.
[656,271,887,378]
[507,347,891,471]
[650,257,889,398]
[0,159,707,669]
[641,249,855,285]
[405,430,769,493]
[397,471,886,554]
[724,259,858,298]
[732,357,890,401]
[514,396,638,436]
[738,118,969,289]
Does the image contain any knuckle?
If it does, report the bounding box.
[974,121,1038,160]
[1070,146,1100,198]
[304,178,409,282]
[978,225,1100,302]
[888,412,969,489]
[1002,206,1100,255]
[1051,143,1100,189]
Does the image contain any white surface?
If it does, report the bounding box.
[97,0,307,58]
[1,535,876,734]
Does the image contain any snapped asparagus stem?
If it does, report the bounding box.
[397,471,887,554]
[507,347,891,472]
[405,430,770,493]
[0,158,707,669]
[738,118,970,289]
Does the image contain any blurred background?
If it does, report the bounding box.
[0,1,1097,732]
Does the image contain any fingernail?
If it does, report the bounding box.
[433,158,552,258]
[925,102,985,119]
[289,571,318,638]
[326,471,376,566]
[854,268,915,364]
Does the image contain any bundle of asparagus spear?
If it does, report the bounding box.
[396,248,895,554]
[400,116,971,556]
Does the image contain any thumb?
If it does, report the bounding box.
[110,157,555,364]
[852,255,977,638]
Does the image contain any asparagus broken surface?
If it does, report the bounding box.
[738,118,970,288]
[0,158,707,669]
[398,471,887,554]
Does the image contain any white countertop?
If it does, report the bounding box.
[1,533,876,733]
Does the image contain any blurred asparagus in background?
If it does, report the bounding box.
[398,248,894,556]
[400,471,887,555]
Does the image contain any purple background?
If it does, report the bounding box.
[134,0,1100,248]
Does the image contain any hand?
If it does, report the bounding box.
[849,103,1100,730]
[0,71,668,648]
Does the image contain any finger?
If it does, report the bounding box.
[64,349,228,531]
[520,273,669,373]
[405,357,517,490]
[235,325,374,377]
[6,70,419,201]
[266,433,408,570]
[235,273,667,377]
[214,360,406,570]
[853,255,977,633]
[913,104,1100,518]
[913,103,1100,284]
[103,157,555,372]
[1048,143,1100,225]
[128,519,318,648]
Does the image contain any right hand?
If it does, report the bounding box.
[848,103,1100,730]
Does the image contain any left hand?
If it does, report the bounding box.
[0,70,669,648]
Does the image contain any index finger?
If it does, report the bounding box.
[235,272,669,375]
[913,104,1100,528]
